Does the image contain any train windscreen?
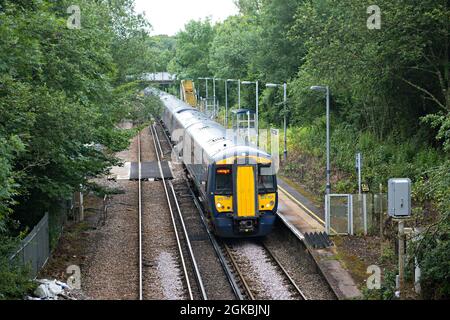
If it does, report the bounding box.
[258,166,276,193]
[215,167,233,194]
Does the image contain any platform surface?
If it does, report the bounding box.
[277,177,362,300]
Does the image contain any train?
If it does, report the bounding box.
[146,88,278,238]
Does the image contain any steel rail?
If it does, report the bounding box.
[222,243,255,300]
[261,242,308,300]
[153,122,165,160]
[154,120,250,301]
[184,178,246,301]
[150,124,194,300]
[154,123,207,299]
[153,103,330,301]
[158,119,172,148]
[168,181,208,300]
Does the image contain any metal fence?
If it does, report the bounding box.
[325,193,387,236]
[9,213,50,279]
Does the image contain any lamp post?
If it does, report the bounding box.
[215,78,227,126]
[266,83,288,162]
[242,80,259,146]
[310,85,331,195]
[227,79,241,125]
[199,77,216,113]
[213,78,216,114]
[225,79,228,127]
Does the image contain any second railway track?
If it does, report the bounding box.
[151,120,334,300]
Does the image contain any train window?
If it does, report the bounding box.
[258,167,275,193]
[215,167,233,194]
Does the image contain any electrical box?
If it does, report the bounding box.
[388,178,412,217]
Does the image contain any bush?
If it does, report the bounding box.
[286,122,446,197]
[0,237,35,300]
[362,268,397,300]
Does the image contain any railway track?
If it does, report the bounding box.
[223,241,307,300]
[135,124,207,300]
[153,120,312,301]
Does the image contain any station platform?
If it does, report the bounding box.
[277,177,362,300]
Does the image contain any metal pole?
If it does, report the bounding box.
[238,80,241,109]
[256,81,259,147]
[213,78,216,113]
[326,86,331,195]
[247,111,250,145]
[357,153,362,195]
[225,81,228,127]
[283,83,287,162]
[206,78,209,112]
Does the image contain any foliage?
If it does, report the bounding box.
[0,0,168,298]
[412,162,450,299]
[171,0,449,299]
[414,216,450,300]
[168,19,215,79]
[362,268,397,300]
[0,236,35,300]
[209,16,259,80]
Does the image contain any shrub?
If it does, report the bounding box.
[0,236,35,300]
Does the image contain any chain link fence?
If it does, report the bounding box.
[9,198,73,279]
[9,213,50,279]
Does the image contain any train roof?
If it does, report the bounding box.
[150,88,272,164]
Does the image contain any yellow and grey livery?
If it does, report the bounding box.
[147,88,278,238]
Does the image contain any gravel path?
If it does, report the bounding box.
[82,132,139,300]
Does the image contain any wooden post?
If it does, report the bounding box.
[79,191,84,222]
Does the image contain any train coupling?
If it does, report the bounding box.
[236,219,258,234]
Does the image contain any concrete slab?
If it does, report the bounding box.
[109,162,132,180]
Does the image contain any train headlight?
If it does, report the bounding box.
[265,201,275,209]
[217,203,223,209]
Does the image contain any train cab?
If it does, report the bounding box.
[207,153,278,238]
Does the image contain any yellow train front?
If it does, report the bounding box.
[207,152,278,238]
[151,88,278,238]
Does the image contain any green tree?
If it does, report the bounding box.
[209,16,259,79]
[168,19,215,79]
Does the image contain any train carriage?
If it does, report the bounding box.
[147,88,278,238]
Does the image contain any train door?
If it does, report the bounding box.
[235,165,257,218]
